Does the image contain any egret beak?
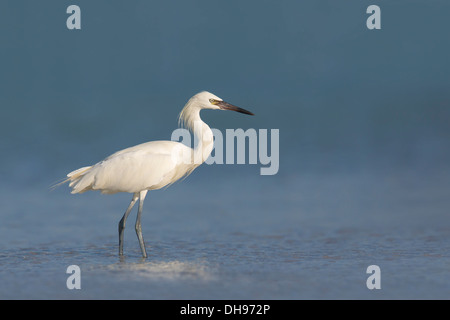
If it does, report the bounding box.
[217,101,254,116]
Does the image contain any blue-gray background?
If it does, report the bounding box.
[0,1,449,299]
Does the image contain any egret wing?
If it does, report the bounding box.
[69,141,190,194]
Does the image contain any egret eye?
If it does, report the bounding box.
[209,98,217,104]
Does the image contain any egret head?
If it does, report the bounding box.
[179,91,254,131]
[190,91,254,115]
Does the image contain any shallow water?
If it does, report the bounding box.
[1,169,449,299]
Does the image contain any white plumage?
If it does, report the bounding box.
[62,91,254,258]
[68,141,191,194]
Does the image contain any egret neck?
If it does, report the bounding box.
[179,105,214,165]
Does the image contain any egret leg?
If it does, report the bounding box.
[136,190,148,258]
[118,193,139,256]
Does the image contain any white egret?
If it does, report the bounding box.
[62,91,254,258]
